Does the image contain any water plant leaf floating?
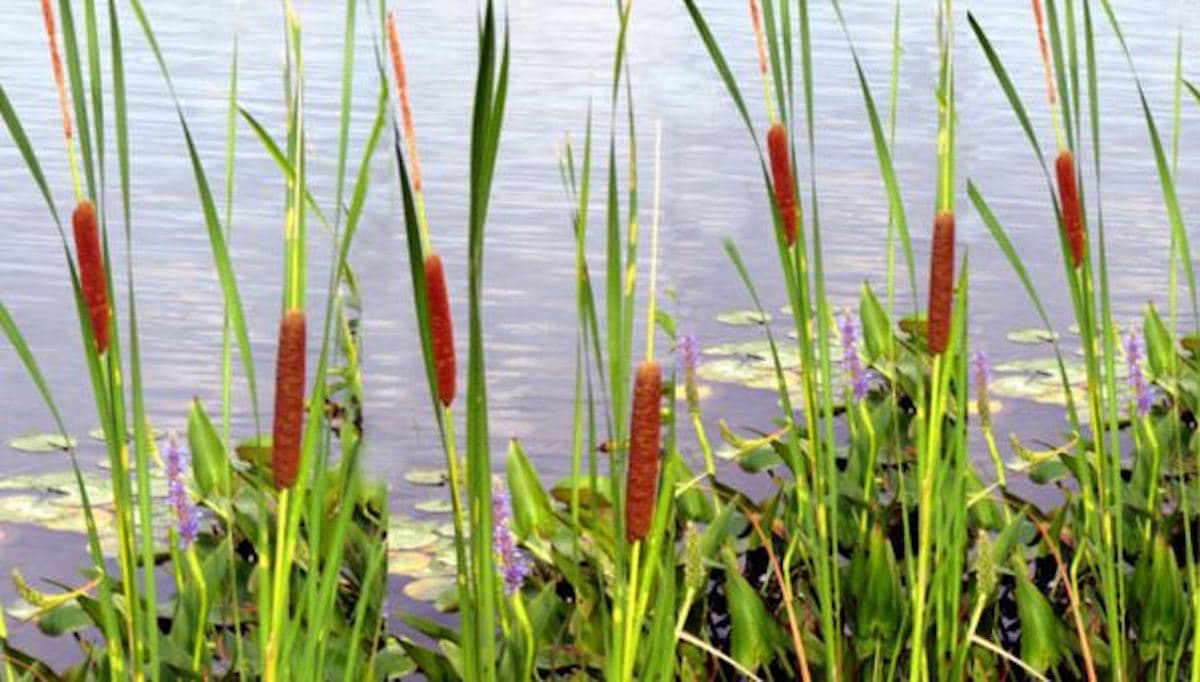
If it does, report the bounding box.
[388,550,433,577]
[404,468,449,486]
[8,433,76,453]
[0,495,69,524]
[716,309,770,326]
[1005,328,1058,344]
[414,498,453,514]
[403,576,456,604]
[388,517,440,551]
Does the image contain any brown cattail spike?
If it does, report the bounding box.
[927,211,955,355]
[72,200,108,353]
[424,254,456,407]
[271,309,307,489]
[625,359,662,543]
[767,123,798,247]
[1055,150,1084,269]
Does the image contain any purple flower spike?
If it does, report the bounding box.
[678,334,702,414]
[972,351,992,427]
[492,480,530,596]
[839,313,867,401]
[1125,329,1151,418]
[165,433,199,548]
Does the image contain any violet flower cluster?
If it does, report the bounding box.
[1125,329,1151,418]
[839,313,867,402]
[165,433,200,548]
[678,334,701,414]
[492,480,531,596]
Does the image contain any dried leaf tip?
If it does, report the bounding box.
[767,123,797,247]
[271,309,307,489]
[927,210,955,355]
[424,254,456,408]
[625,359,662,543]
[72,200,108,353]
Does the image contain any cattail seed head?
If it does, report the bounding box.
[386,11,422,193]
[927,210,955,355]
[40,0,72,142]
[767,123,798,247]
[271,309,306,489]
[625,359,662,543]
[424,254,456,407]
[1055,150,1084,269]
[72,200,108,353]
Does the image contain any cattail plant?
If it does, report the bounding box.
[40,0,71,143]
[767,123,798,247]
[425,253,456,407]
[386,11,422,194]
[625,359,662,543]
[926,210,955,355]
[1056,151,1084,268]
[271,309,306,489]
[72,200,109,353]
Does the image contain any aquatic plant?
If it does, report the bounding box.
[270,308,306,489]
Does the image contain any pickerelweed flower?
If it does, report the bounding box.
[972,351,992,429]
[678,334,701,414]
[165,434,199,548]
[839,313,867,401]
[492,480,530,596]
[1125,329,1151,418]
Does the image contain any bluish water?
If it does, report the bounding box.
[0,0,1196,665]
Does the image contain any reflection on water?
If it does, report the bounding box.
[0,0,1196,658]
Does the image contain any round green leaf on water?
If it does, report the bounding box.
[404,468,449,486]
[8,433,76,453]
[1005,328,1058,345]
[403,576,455,603]
[415,498,454,514]
[0,495,68,524]
[388,551,433,577]
[716,310,770,326]
[388,518,440,551]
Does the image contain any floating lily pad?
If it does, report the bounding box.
[88,426,164,442]
[404,468,449,487]
[0,495,69,524]
[388,551,433,577]
[989,375,1051,401]
[388,518,440,551]
[403,576,456,604]
[8,433,76,453]
[1005,328,1058,344]
[434,521,458,539]
[716,310,770,326]
[414,498,454,514]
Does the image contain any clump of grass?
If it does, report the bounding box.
[270,308,306,489]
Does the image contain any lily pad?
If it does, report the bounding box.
[404,468,449,487]
[88,426,164,442]
[415,498,454,514]
[388,518,440,551]
[403,576,456,604]
[716,310,770,326]
[1005,328,1058,345]
[0,495,69,524]
[8,433,76,453]
[388,551,433,577]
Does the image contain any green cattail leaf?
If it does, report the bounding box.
[858,283,891,362]
[1141,304,1173,380]
[725,567,783,672]
[187,399,229,498]
[1131,534,1185,660]
[505,439,554,541]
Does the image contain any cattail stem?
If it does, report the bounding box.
[271,309,306,489]
[767,123,798,247]
[1031,0,1067,150]
[386,10,431,254]
[747,0,777,122]
[40,0,83,202]
[1056,150,1085,269]
[645,122,663,361]
[625,359,662,543]
[425,253,457,407]
[72,200,109,353]
[927,210,955,355]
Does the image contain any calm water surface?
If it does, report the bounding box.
[0,0,1196,661]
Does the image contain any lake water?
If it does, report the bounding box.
[1,0,1196,665]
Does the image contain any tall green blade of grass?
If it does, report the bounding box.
[57,0,97,202]
[126,0,261,432]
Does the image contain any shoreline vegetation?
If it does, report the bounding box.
[1,0,1199,679]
